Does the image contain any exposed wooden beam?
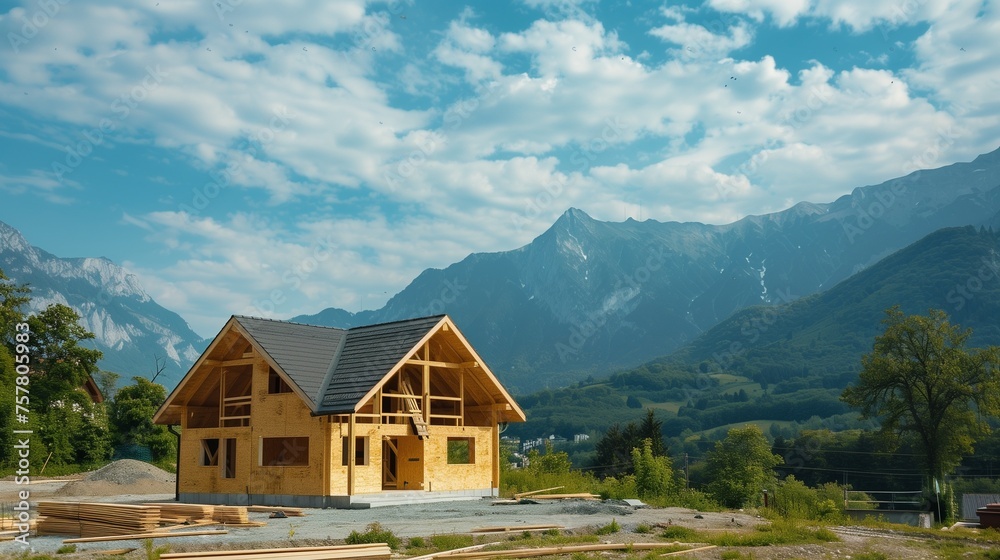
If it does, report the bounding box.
[203,357,257,367]
[404,359,478,369]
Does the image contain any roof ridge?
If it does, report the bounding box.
[346,314,446,332]
[233,314,348,331]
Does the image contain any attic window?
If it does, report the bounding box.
[268,367,292,394]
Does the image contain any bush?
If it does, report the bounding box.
[430,534,473,550]
[345,522,401,549]
[594,519,620,535]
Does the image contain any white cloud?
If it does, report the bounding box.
[707,0,957,31]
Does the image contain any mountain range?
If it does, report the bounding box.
[2,147,999,394]
[295,147,1000,392]
[0,221,204,388]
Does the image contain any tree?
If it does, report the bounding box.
[841,307,1000,482]
[631,438,674,499]
[626,395,642,408]
[594,410,666,476]
[26,304,103,409]
[0,268,30,346]
[704,425,783,508]
[109,376,175,461]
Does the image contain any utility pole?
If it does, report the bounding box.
[684,453,689,489]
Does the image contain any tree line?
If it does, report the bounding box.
[0,268,175,471]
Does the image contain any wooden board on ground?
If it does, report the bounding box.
[471,525,563,533]
[62,529,229,544]
[445,542,711,559]
[516,493,599,500]
[160,542,391,559]
[512,486,564,500]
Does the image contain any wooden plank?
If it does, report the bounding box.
[512,487,564,500]
[519,493,599,500]
[445,543,709,559]
[406,544,490,560]
[471,525,563,533]
[405,359,478,369]
[160,543,388,560]
[63,529,229,543]
[246,506,306,516]
[660,545,717,557]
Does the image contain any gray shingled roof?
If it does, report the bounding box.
[233,314,444,414]
[235,316,346,408]
[316,315,445,415]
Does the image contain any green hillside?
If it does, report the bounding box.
[509,227,1000,454]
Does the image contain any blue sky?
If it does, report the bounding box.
[1,0,998,337]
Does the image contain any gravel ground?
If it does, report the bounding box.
[0,462,976,559]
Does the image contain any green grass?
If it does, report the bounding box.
[660,519,837,547]
[594,519,621,535]
[345,522,401,549]
[660,525,697,540]
[488,533,600,551]
[851,553,888,560]
[55,545,76,554]
[430,534,474,550]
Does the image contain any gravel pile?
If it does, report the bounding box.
[55,459,175,497]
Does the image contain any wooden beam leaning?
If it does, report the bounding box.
[445,543,712,559]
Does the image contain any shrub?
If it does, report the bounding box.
[345,522,401,549]
[56,545,77,554]
[408,536,426,548]
[594,519,620,535]
[430,534,473,550]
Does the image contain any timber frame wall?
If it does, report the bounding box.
[176,335,504,508]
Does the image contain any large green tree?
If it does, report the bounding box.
[109,376,174,461]
[0,268,30,345]
[841,307,1000,482]
[595,409,665,476]
[26,303,103,410]
[704,425,783,508]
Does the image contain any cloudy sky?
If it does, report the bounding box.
[1,0,998,337]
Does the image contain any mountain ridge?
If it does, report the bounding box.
[0,220,206,387]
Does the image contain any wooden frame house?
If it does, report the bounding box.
[153,314,525,508]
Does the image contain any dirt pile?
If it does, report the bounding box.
[55,459,175,497]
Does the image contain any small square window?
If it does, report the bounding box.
[447,437,475,464]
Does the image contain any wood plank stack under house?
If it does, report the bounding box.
[36,502,160,537]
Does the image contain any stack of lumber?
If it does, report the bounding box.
[145,503,215,523]
[37,502,160,537]
[159,543,391,559]
[212,506,249,524]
